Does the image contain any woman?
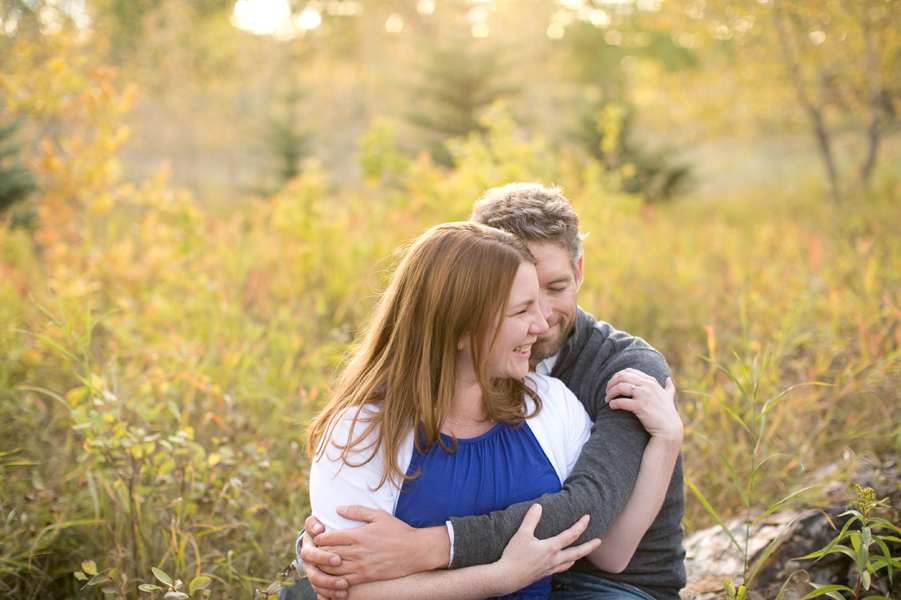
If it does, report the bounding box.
[305,222,679,599]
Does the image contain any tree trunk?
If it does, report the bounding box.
[858,14,882,186]
[772,1,840,203]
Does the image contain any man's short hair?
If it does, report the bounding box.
[470,182,585,274]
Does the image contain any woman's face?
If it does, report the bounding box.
[485,263,549,380]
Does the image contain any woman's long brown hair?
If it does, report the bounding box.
[306,222,540,489]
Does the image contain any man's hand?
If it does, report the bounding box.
[302,507,451,597]
[302,518,349,600]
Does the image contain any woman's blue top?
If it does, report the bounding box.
[394,421,561,600]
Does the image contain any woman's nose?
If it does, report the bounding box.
[530,308,549,334]
[540,298,553,324]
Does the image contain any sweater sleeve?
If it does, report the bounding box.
[448,349,672,569]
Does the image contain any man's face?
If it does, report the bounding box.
[526,242,583,366]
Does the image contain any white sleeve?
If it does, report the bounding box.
[555,378,592,476]
[309,405,414,532]
[524,374,592,482]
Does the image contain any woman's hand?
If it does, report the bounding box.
[493,504,600,593]
[605,369,683,444]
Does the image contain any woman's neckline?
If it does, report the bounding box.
[439,421,505,443]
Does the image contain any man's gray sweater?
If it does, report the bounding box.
[448,308,686,600]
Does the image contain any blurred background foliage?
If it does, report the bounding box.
[0,0,900,597]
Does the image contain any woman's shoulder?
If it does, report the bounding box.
[525,373,588,423]
[523,373,592,482]
[526,372,576,401]
[316,403,382,459]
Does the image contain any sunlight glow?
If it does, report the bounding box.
[547,23,565,39]
[632,32,650,46]
[636,0,661,11]
[297,9,322,29]
[233,0,292,35]
[551,10,573,25]
[589,9,609,26]
[809,31,825,45]
[38,7,63,35]
[385,13,403,32]
[66,0,92,29]
[469,7,487,22]
[417,0,435,14]
[677,32,697,47]
[327,1,363,16]
[472,22,489,37]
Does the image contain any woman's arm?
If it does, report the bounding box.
[586,368,683,573]
[342,505,599,600]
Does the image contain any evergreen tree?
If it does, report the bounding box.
[405,40,519,165]
[0,120,36,214]
[563,21,694,202]
[265,82,312,187]
[574,101,692,203]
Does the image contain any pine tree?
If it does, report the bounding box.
[0,120,36,214]
[265,83,312,187]
[574,101,692,203]
[405,39,519,165]
[561,20,694,202]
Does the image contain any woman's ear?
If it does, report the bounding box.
[458,333,470,351]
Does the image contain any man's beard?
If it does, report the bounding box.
[531,315,573,361]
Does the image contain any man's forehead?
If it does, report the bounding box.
[526,240,568,258]
[534,260,576,283]
[528,242,570,264]
[538,269,575,284]
[525,241,579,284]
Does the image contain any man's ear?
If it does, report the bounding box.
[575,256,584,290]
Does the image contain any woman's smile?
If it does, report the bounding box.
[486,263,548,380]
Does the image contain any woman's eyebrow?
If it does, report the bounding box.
[508,298,535,312]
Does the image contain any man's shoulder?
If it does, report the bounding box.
[574,307,664,359]
[557,308,670,385]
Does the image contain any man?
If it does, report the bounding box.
[290,183,685,600]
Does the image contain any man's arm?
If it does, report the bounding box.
[305,507,449,581]
[306,505,599,600]
[587,370,682,572]
[449,350,671,569]
[450,408,648,567]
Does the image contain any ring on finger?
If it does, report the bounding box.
[629,384,636,397]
